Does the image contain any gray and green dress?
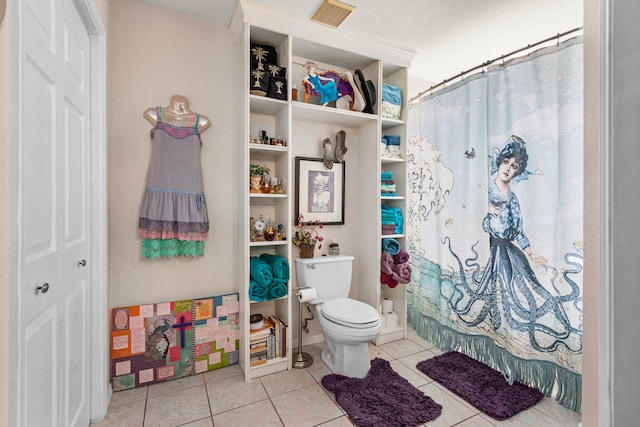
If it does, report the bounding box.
[138,107,209,258]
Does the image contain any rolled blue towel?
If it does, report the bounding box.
[250,256,273,286]
[384,135,400,146]
[267,282,288,299]
[259,253,290,282]
[382,238,401,255]
[249,280,268,302]
[382,83,402,106]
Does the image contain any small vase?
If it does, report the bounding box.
[299,244,315,259]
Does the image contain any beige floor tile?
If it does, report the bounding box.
[109,386,148,407]
[147,374,204,398]
[271,384,343,427]
[202,364,243,384]
[379,338,427,358]
[532,396,582,426]
[179,416,214,427]
[479,407,565,427]
[212,398,284,427]
[305,356,333,383]
[96,336,581,427]
[389,359,430,389]
[206,376,268,415]
[454,414,498,427]
[367,342,393,360]
[143,384,210,427]
[316,416,356,427]
[90,399,145,427]
[406,328,437,349]
[301,342,325,356]
[418,383,477,427]
[260,366,317,397]
[397,348,440,379]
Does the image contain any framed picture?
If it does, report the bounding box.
[295,157,345,225]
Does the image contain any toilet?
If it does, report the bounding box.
[295,255,381,378]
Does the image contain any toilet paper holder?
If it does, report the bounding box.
[293,287,314,368]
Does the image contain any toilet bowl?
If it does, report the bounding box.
[317,298,381,378]
[295,255,381,378]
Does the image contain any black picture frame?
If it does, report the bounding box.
[295,157,345,225]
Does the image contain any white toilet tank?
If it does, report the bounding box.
[295,255,354,302]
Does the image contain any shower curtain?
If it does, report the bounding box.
[407,37,583,412]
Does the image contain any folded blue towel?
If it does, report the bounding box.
[249,279,268,302]
[267,282,288,299]
[382,83,402,106]
[259,253,290,282]
[250,256,273,286]
[382,238,401,255]
[381,171,393,180]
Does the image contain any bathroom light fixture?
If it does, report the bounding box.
[311,0,355,28]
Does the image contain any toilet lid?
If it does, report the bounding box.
[321,298,380,328]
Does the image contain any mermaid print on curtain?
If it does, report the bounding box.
[407,37,583,412]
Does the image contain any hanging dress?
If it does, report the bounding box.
[138,107,209,258]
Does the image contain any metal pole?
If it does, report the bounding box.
[293,291,313,369]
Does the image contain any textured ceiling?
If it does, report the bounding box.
[134,0,583,83]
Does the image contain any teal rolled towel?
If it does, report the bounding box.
[382,238,401,255]
[250,256,273,286]
[267,282,288,299]
[259,253,290,282]
[249,280,268,302]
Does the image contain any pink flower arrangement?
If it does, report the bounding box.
[292,214,324,249]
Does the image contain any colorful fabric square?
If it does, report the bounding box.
[110,293,239,391]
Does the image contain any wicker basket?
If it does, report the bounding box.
[299,244,315,258]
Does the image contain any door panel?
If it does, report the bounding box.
[24,306,58,427]
[19,0,92,425]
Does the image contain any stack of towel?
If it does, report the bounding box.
[381,135,402,159]
[249,254,289,301]
[381,83,402,120]
[380,238,412,288]
[381,171,397,196]
[381,204,403,235]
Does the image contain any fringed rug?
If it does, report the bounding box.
[321,358,442,427]
[416,351,544,420]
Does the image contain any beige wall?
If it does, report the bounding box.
[0,2,9,425]
[109,0,238,307]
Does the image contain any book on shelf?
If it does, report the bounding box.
[249,316,274,341]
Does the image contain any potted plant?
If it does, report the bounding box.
[249,164,270,193]
[292,215,324,258]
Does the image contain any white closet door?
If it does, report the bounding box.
[18,0,92,425]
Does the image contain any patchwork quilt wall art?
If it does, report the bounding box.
[111,293,239,391]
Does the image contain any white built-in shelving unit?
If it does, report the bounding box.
[232,0,413,379]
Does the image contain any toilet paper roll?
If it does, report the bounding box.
[385,311,398,329]
[381,297,394,313]
[297,288,317,303]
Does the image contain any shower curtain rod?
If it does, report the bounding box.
[408,26,583,104]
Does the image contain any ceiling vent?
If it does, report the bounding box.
[311,0,355,28]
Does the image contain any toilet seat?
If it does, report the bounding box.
[321,298,380,329]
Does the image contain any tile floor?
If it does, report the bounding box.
[91,328,582,427]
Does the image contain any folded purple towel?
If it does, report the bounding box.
[393,249,409,264]
[381,252,394,274]
[392,262,412,284]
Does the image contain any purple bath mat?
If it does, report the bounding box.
[416,351,544,420]
[321,358,442,427]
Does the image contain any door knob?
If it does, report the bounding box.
[35,283,50,294]
[77,259,87,267]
